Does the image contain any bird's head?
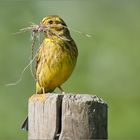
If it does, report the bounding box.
[40,15,70,38]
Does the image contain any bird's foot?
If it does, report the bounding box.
[58,86,65,94]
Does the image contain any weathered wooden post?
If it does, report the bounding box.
[28,93,108,140]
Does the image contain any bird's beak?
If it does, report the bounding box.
[38,22,48,33]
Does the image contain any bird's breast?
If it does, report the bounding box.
[36,38,77,89]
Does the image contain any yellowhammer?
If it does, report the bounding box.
[21,15,78,130]
[36,15,78,93]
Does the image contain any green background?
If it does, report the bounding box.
[0,0,140,139]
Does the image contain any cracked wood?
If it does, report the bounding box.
[28,93,108,140]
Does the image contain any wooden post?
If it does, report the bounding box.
[28,93,108,140]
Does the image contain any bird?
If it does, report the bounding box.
[21,15,78,130]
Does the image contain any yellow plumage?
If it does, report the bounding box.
[35,15,78,93]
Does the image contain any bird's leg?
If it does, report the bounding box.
[58,86,65,94]
[42,87,45,94]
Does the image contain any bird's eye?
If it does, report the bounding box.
[48,20,53,24]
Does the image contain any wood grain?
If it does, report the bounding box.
[28,93,107,140]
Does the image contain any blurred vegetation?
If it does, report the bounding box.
[0,0,140,139]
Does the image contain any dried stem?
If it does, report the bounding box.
[6,22,92,86]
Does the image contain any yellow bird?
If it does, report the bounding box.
[36,15,78,93]
[21,15,78,130]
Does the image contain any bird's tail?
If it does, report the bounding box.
[21,116,28,131]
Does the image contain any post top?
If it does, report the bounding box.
[29,93,107,105]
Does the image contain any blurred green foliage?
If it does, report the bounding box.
[0,0,140,139]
